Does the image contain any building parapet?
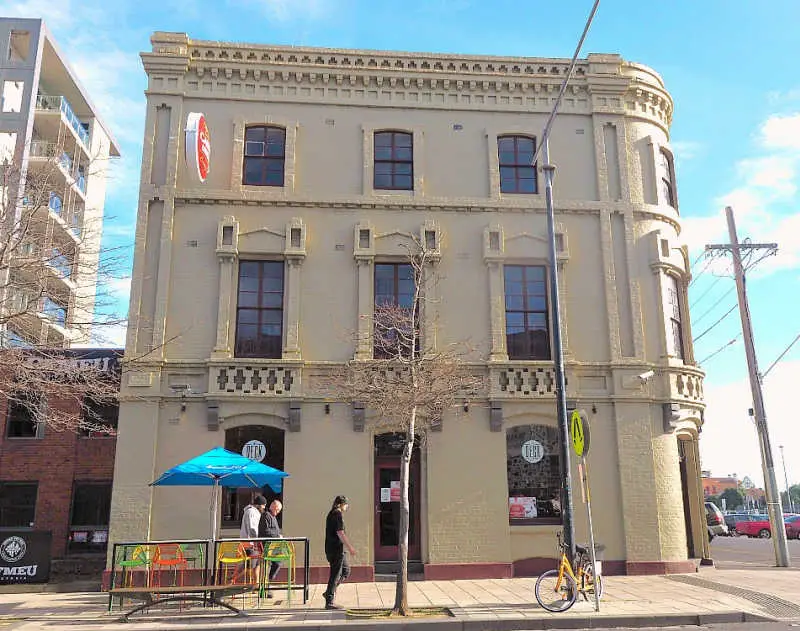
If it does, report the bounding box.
[489,362,558,399]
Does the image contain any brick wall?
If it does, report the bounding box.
[0,396,117,559]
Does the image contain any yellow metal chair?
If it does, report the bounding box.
[216,541,258,586]
[263,540,295,602]
[117,544,152,588]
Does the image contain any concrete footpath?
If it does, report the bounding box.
[1,566,799,631]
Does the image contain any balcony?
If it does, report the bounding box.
[28,142,87,200]
[667,367,704,404]
[35,94,90,147]
[208,361,302,398]
[489,362,558,399]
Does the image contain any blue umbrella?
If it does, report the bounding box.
[151,447,289,538]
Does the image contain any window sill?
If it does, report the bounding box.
[510,521,562,530]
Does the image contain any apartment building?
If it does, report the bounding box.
[0,18,120,347]
[109,32,707,579]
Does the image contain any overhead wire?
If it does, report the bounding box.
[692,288,736,325]
[688,254,715,288]
[698,335,741,365]
[762,333,800,379]
[692,304,738,343]
[689,274,724,309]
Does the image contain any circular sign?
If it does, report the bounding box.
[0,536,26,563]
[242,440,266,462]
[185,112,211,183]
[570,409,591,458]
[521,439,544,464]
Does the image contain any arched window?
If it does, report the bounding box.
[506,424,561,525]
[498,135,537,193]
[243,125,286,186]
[374,131,413,190]
[222,425,285,528]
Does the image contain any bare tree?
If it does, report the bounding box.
[0,133,129,434]
[323,240,484,615]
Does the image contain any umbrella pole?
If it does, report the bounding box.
[211,480,219,540]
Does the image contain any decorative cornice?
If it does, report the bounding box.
[142,34,672,129]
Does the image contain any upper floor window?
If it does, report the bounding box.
[243,126,285,187]
[0,482,37,528]
[235,260,284,358]
[504,265,550,360]
[658,149,676,208]
[6,392,44,438]
[374,131,413,191]
[68,483,112,553]
[498,135,537,194]
[374,263,415,358]
[507,424,561,525]
[80,397,119,437]
[667,275,685,360]
[43,296,67,327]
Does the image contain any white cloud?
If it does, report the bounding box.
[681,110,800,277]
[670,140,703,163]
[73,321,128,348]
[4,0,74,28]
[761,113,800,151]
[699,359,800,490]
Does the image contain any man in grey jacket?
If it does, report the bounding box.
[259,499,283,598]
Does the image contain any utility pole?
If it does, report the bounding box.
[780,446,794,513]
[706,206,789,567]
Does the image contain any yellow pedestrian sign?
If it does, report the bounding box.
[570,409,590,457]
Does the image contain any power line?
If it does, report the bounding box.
[692,303,738,343]
[688,255,715,287]
[698,335,741,365]
[689,274,724,309]
[689,250,707,272]
[762,333,800,379]
[692,287,736,325]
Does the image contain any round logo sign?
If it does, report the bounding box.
[0,536,26,563]
[185,112,211,183]
[521,439,544,464]
[242,440,266,462]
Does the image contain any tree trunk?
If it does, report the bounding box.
[393,406,415,615]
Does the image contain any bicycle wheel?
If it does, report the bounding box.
[580,563,604,600]
[535,569,577,612]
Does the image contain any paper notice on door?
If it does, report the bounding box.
[380,488,391,503]
[390,480,401,502]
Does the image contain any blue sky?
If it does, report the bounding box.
[7,0,799,490]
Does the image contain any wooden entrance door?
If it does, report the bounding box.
[374,436,421,562]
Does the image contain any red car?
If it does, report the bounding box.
[735,515,800,539]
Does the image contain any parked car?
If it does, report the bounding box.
[705,502,728,540]
[726,513,767,535]
[735,514,800,539]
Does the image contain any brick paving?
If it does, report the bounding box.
[0,567,798,630]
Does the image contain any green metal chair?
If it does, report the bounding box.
[263,540,295,602]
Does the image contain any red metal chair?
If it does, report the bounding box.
[150,543,188,587]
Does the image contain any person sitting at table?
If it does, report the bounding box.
[240,494,267,584]
[259,499,283,598]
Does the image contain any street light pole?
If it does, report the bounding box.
[780,446,794,513]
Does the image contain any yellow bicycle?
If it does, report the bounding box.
[534,533,603,612]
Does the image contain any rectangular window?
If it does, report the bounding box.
[659,149,676,208]
[0,482,37,528]
[667,275,685,360]
[5,393,43,438]
[504,265,550,360]
[243,126,285,186]
[1,81,24,113]
[79,398,119,437]
[374,131,413,191]
[8,31,31,62]
[42,296,67,327]
[507,425,562,525]
[68,483,111,553]
[498,135,537,194]
[235,261,284,358]
[374,263,415,358]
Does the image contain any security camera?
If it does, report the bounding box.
[637,370,655,384]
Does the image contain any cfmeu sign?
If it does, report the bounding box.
[185,112,211,183]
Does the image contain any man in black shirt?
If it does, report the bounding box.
[258,499,283,598]
[323,495,356,610]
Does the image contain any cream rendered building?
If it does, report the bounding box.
[110,32,708,579]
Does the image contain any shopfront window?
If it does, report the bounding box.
[506,424,561,525]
